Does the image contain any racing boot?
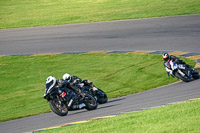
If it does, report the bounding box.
[78,103,86,109]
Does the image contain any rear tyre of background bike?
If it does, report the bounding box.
[49,99,68,116]
[192,69,200,79]
[175,72,191,82]
[84,93,98,110]
[193,73,200,79]
[96,89,108,104]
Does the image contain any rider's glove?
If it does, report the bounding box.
[92,87,98,91]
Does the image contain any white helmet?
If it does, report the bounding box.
[45,76,56,91]
[63,73,71,82]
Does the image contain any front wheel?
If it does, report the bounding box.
[96,89,108,104]
[49,96,68,116]
[83,93,98,110]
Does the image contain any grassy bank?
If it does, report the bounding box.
[0,0,200,29]
[0,53,195,122]
[40,99,200,133]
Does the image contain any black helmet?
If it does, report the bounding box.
[162,53,170,62]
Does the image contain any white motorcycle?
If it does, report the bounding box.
[166,60,199,82]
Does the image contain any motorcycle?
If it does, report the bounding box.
[43,84,98,116]
[70,76,108,104]
[77,83,108,104]
[167,60,199,82]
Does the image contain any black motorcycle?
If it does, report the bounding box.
[78,83,108,104]
[168,60,199,82]
[44,84,98,116]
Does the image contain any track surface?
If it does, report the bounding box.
[0,81,200,133]
[0,15,200,133]
[0,14,200,55]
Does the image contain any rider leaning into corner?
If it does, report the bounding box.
[61,73,98,92]
[57,73,98,108]
[162,53,196,78]
[44,75,83,99]
[44,73,98,106]
[44,73,97,109]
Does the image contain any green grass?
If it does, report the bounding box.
[40,99,200,133]
[0,0,200,29]
[0,53,195,122]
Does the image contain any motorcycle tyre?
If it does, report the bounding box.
[83,93,98,110]
[192,70,200,79]
[96,89,108,104]
[49,99,68,116]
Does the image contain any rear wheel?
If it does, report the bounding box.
[192,69,200,79]
[193,73,200,79]
[49,96,68,116]
[83,93,97,110]
[96,89,108,104]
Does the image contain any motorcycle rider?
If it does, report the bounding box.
[57,76,85,98]
[43,76,57,99]
[61,73,98,109]
[44,76,84,99]
[162,53,192,77]
[44,75,86,109]
[62,73,98,93]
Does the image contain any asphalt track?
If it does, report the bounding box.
[0,14,200,55]
[1,81,200,133]
[0,14,200,133]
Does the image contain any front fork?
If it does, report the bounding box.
[68,99,73,107]
[178,69,185,77]
[178,69,192,78]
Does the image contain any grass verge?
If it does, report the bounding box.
[0,53,195,122]
[0,0,200,29]
[39,99,200,133]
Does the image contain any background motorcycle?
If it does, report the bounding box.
[169,60,199,82]
[43,85,98,116]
